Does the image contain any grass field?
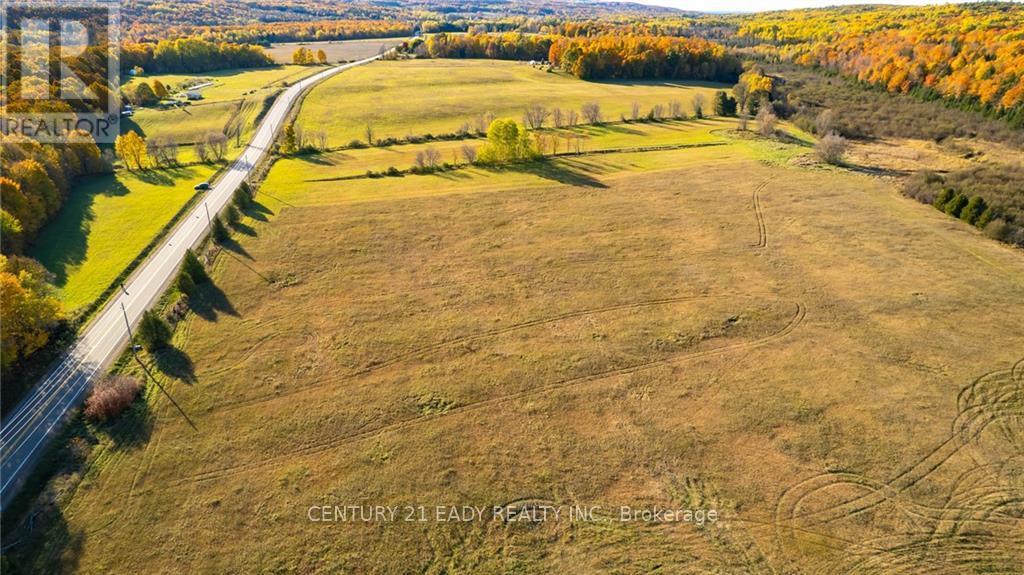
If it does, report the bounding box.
[15,59,1024,573]
[266,38,406,64]
[30,165,218,313]
[30,66,318,312]
[298,59,731,147]
[125,66,319,160]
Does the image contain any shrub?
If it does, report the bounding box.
[348,139,367,149]
[386,166,401,176]
[212,215,230,243]
[182,249,208,284]
[933,188,956,211]
[944,193,969,218]
[83,375,142,421]
[815,132,848,165]
[960,196,987,226]
[137,310,172,351]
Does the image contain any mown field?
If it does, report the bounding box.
[298,59,731,147]
[266,38,406,64]
[30,165,218,313]
[15,60,1024,574]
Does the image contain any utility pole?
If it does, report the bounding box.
[204,202,212,228]
[121,301,136,354]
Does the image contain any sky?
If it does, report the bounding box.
[622,0,987,13]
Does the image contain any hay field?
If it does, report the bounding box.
[297,59,730,147]
[21,132,1024,573]
[16,59,1024,574]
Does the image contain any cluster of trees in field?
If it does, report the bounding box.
[292,47,328,65]
[905,166,1024,247]
[113,130,229,170]
[121,38,273,75]
[736,4,1024,126]
[423,32,741,82]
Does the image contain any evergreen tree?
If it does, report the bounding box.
[182,249,209,283]
[138,309,172,351]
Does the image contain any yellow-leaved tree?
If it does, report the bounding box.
[0,255,62,373]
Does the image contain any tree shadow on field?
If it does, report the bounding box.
[231,220,257,237]
[577,123,642,136]
[133,169,176,186]
[188,280,239,322]
[28,177,130,287]
[507,160,608,188]
[243,199,275,222]
[152,345,197,385]
[220,237,254,260]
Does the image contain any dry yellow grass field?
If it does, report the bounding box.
[20,122,1024,572]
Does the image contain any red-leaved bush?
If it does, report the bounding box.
[83,375,142,421]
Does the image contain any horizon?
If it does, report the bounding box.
[617,0,999,13]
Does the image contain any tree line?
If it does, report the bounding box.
[121,38,273,75]
[423,32,741,83]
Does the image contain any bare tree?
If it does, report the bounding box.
[423,147,442,168]
[649,104,664,121]
[205,132,228,161]
[630,101,641,121]
[523,104,550,130]
[668,99,683,119]
[552,107,564,128]
[314,130,328,150]
[364,123,375,146]
[473,111,496,134]
[414,150,427,169]
[146,137,163,167]
[755,103,777,137]
[294,124,306,149]
[738,113,749,131]
[581,101,602,124]
[456,122,470,136]
[566,109,579,127]
[815,109,835,136]
[692,94,707,119]
[195,140,209,163]
[815,131,848,165]
[461,144,477,164]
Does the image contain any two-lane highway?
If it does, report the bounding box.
[0,55,382,510]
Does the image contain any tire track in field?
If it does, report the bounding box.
[773,360,1023,572]
[203,294,723,414]
[775,370,1020,532]
[155,301,805,489]
[751,178,772,249]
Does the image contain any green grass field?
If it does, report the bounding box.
[30,165,218,312]
[14,59,1024,574]
[29,66,320,313]
[298,59,731,147]
[125,66,319,161]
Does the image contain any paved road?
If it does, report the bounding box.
[0,55,381,510]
